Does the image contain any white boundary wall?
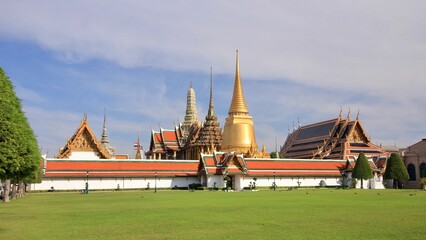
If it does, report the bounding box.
[203,175,342,190]
[238,176,341,190]
[30,177,200,191]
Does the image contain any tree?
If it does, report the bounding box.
[0,68,40,202]
[384,153,409,189]
[352,152,373,189]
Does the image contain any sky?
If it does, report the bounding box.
[0,1,425,158]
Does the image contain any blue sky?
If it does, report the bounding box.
[1,1,425,157]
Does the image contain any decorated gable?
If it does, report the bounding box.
[57,115,111,159]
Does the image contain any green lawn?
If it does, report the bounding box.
[1,189,425,240]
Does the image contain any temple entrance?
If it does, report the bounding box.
[225,176,233,190]
[407,164,416,181]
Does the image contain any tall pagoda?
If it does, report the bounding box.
[181,82,199,138]
[221,50,260,157]
[184,68,223,159]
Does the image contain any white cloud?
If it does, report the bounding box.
[1,1,425,95]
[1,1,425,154]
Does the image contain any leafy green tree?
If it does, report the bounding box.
[352,152,373,189]
[0,68,40,202]
[384,153,409,189]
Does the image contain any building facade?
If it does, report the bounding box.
[402,139,426,188]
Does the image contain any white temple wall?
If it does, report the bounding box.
[346,172,385,189]
[29,177,200,191]
[206,175,225,188]
[30,174,384,191]
[239,176,342,190]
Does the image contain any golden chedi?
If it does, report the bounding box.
[221,50,260,157]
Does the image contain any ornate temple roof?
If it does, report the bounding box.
[57,115,111,159]
[198,152,348,177]
[280,113,388,160]
[147,127,183,154]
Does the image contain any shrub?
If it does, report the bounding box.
[188,183,202,190]
[420,178,426,190]
[351,178,358,188]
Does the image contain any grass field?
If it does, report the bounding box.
[1,189,425,240]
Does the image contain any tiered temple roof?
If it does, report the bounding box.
[198,152,349,177]
[280,113,389,162]
[146,127,183,159]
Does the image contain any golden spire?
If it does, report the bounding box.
[222,50,259,156]
[228,50,249,116]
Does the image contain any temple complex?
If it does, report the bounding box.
[221,50,261,157]
[30,51,392,191]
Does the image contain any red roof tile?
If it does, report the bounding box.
[163,131,177,141]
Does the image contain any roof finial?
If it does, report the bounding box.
[356,108,360,119]
[339,106,342,118]
[190,81,192,89]
[347,107,351,120]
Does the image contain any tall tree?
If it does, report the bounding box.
[384,153,409,189]
[0,68,40,202]
[352,152,373,189]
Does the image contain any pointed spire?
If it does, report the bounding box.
[207,66,215,118]
[135,130,142,159]
[101,108,109,144]
[228,49,249,116]
[347,107,351,120]
[182,81,199,136]
[100,108,115,156]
